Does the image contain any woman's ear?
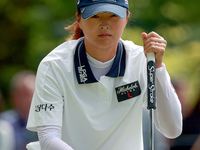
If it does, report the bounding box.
[76,12,81,22]
[76,12,82,29]
[126,11,130,22]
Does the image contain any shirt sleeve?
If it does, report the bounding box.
[27,62,64,131]
[154,65,183,138]
[37,126,74,150]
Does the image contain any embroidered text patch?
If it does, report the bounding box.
[115,81,141,102]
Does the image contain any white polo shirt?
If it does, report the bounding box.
[27,38,179,150]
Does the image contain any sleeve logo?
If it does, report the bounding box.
[35,104,55,112]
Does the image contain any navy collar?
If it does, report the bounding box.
[74,39,126,84]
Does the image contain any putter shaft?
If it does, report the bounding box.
[150,109,154,150]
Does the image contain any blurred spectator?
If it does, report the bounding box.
[0,89,15,150]
[0,89,5,112]
[0,70,38,150]
[170,86,200,149]
[172,79,191,118]
[0,119,15,150]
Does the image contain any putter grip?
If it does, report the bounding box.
[147,52,156,109]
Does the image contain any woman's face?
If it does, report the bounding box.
[77,11,129,52]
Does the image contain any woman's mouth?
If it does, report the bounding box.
[98,33,111,38]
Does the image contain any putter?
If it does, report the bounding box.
[147,52,156,150]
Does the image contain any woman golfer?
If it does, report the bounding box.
[27,0,182,150]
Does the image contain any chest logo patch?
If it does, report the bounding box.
[115,81,141,102]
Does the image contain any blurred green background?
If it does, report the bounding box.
[0,0,199,109]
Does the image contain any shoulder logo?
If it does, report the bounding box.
[115,81,141,102]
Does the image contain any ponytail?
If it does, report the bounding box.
[65,9,84,41]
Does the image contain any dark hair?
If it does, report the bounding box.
[65,9,129,41]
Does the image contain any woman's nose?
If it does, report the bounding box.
[100,24,110,30]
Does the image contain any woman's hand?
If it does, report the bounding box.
[141,32,167,68]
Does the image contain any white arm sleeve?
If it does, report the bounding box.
[154,65,182,138]
[37,126,74,150]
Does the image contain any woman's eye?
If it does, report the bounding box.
[91,15,99,18]
[111,14,117,17]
